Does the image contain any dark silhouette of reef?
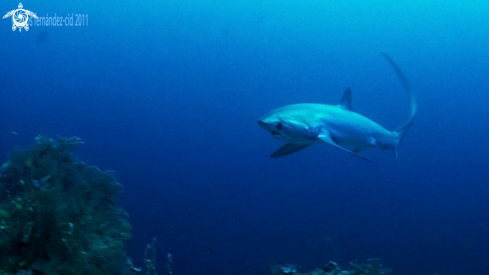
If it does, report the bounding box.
[270,258,392,275]
[0,136,131,275]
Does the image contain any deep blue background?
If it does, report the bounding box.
[1,1,489,274]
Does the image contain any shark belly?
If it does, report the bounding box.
[317,108,394,149]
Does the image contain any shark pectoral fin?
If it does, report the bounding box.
[270,143,311,158]
[318,134,374,163]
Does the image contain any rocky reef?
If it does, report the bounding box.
[270,258,392,275]
[0,136,131,275]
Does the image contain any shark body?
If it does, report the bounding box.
[258,54,416,161]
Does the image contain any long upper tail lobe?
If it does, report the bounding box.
[381,53,417,157]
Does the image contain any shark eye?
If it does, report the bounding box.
[276,122,283,130]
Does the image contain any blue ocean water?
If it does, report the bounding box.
[2,0,489,274]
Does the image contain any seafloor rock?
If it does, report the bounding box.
[0,136,131,275]
[270,258,392,275]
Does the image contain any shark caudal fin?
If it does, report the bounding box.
[381,53,417,158]
[392,119,413,158]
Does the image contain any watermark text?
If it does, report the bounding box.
[28,13,88,27]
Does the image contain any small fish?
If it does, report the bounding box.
[36,30,49,46]
[10,131,18,137]
[207,247,216,255]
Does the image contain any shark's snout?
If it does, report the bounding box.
[258,119,281,137]
[258,120,267,128]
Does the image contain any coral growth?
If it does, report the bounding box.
[0,136,131,275]
[270,258,392,275]
[125,237,159,275]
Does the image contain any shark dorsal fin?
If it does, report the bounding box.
[339,88,353,111]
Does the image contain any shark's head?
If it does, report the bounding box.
[258,108,312,143]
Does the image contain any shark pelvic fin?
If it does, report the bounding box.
[318,133,374,162]
[338,87,353,111]
[270,143,311,158]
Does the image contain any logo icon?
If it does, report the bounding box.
[3,3,38,32]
